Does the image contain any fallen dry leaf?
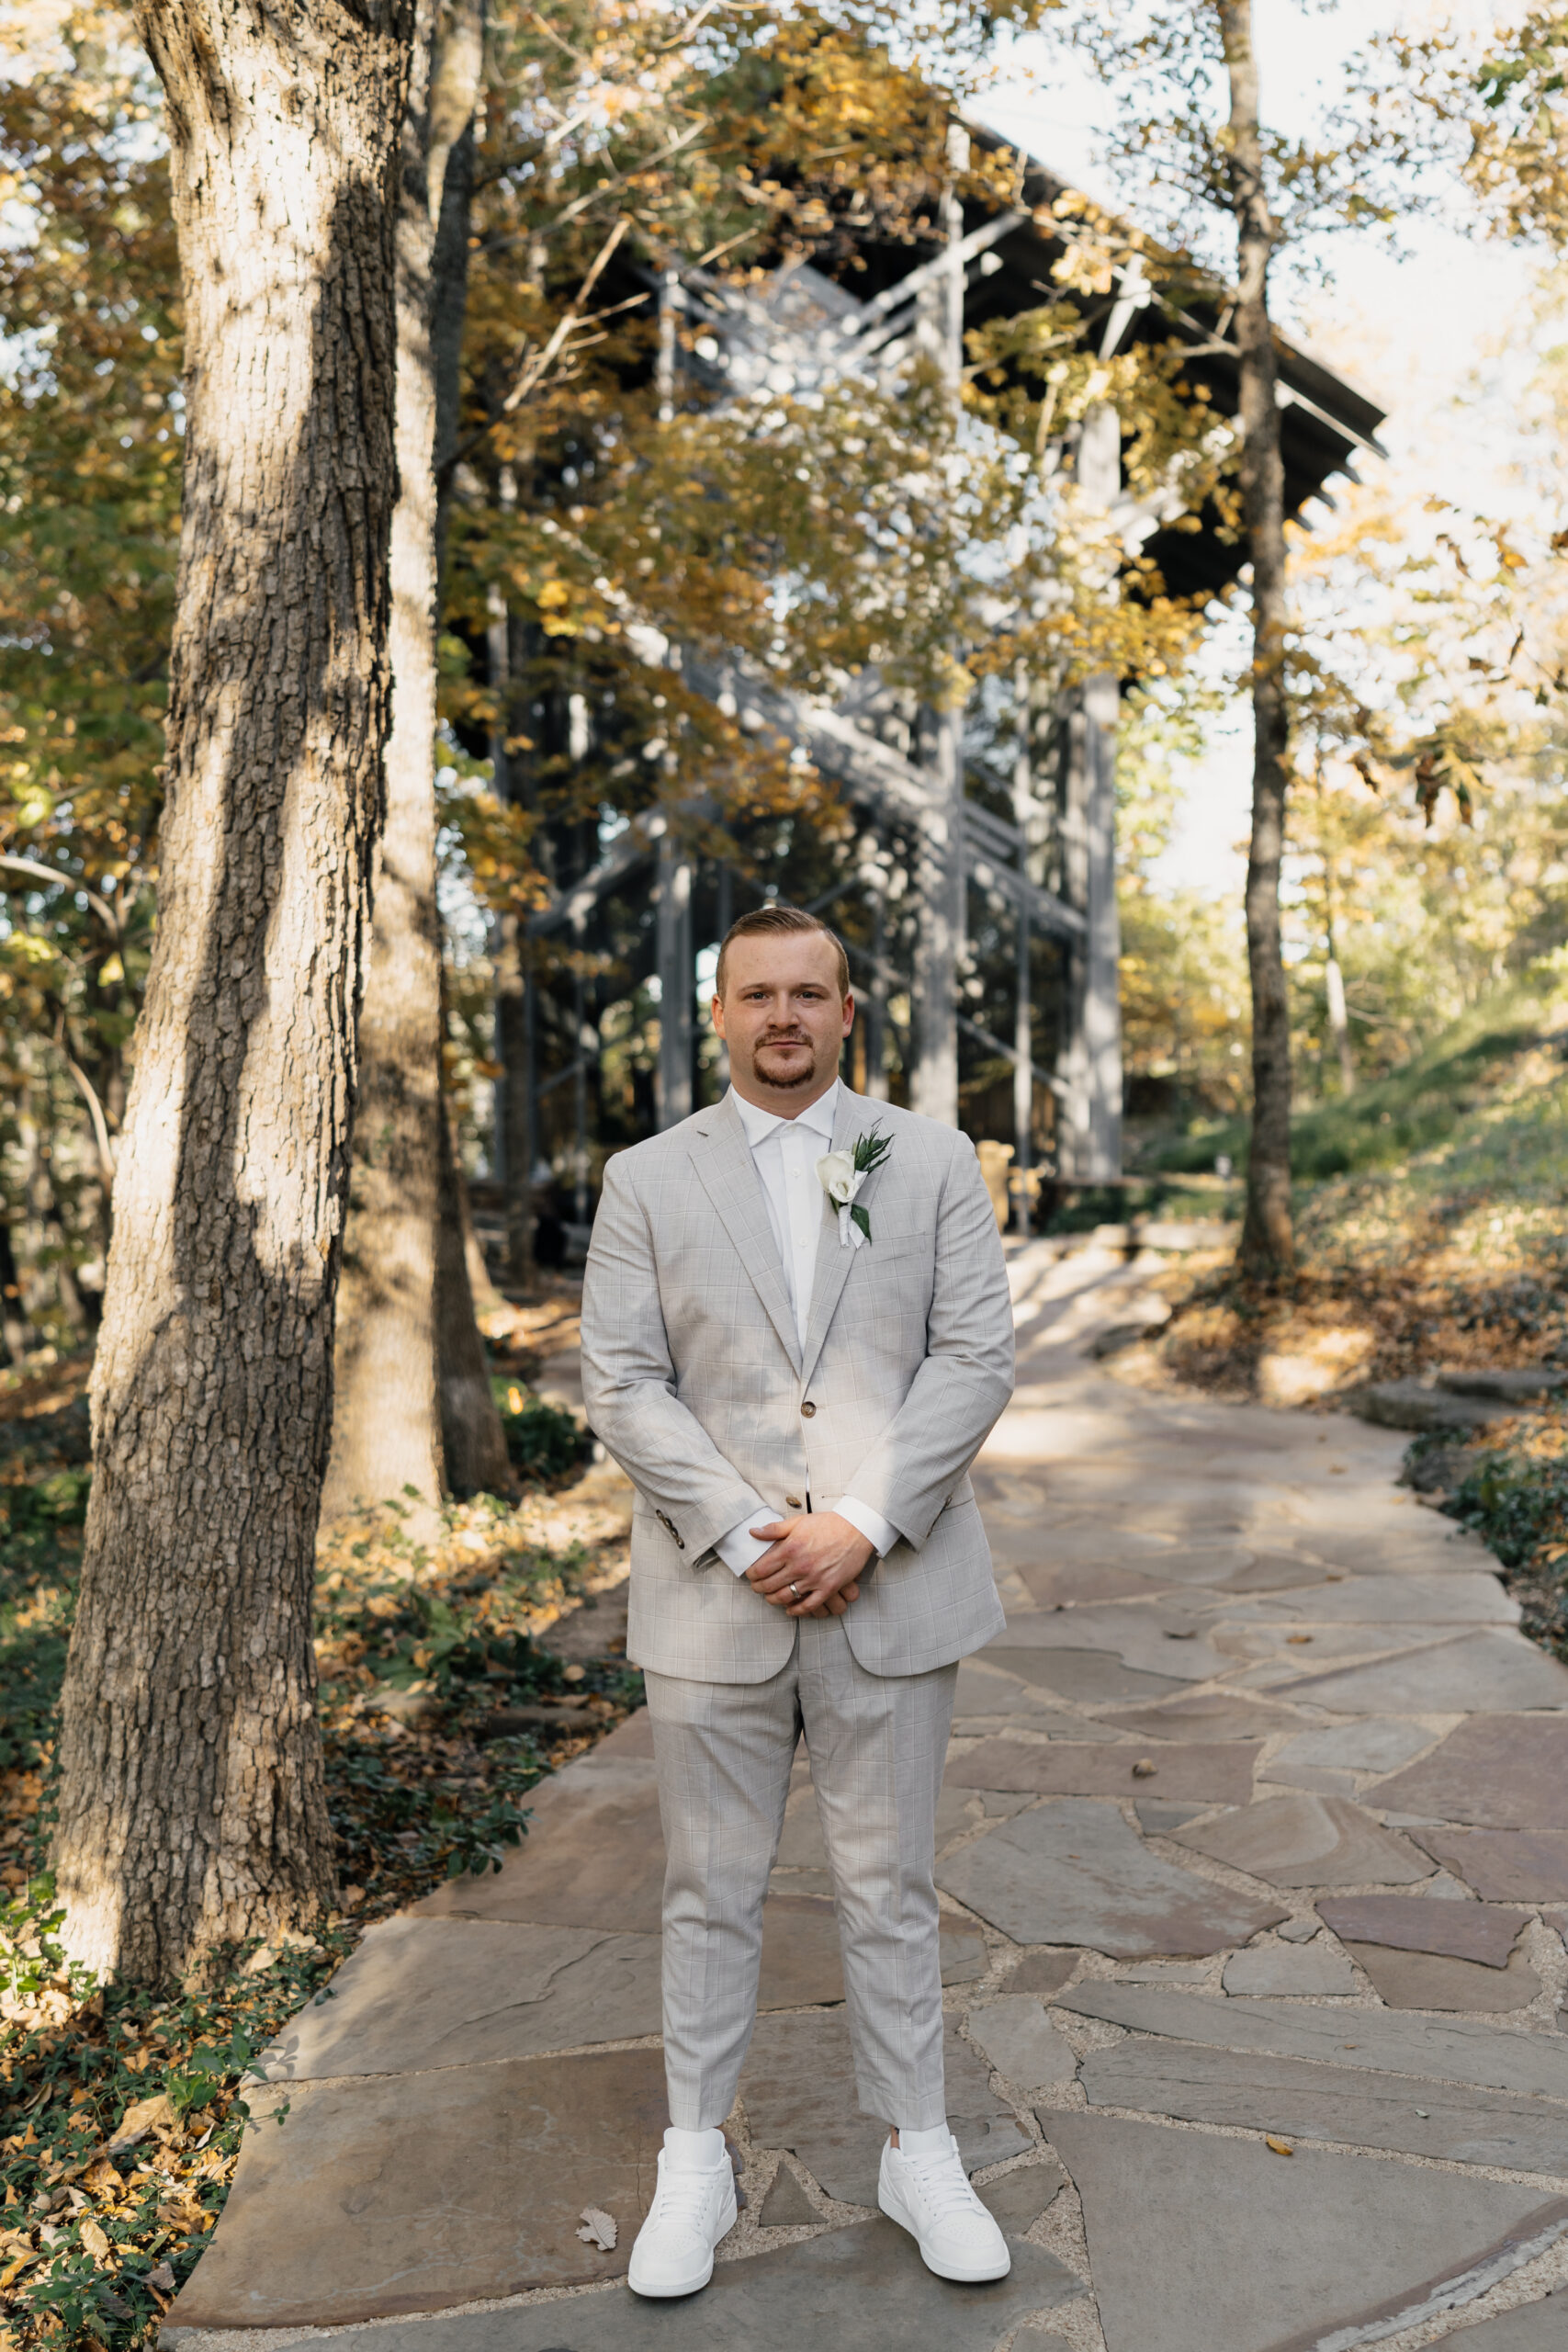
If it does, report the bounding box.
[0,2252,34,2289]
[1265,2135,1293,2156]
[106,2091,174,2154]
[146,2260,176,2293]
[576,2205,617,2252]
[79,2216,111,2262]
[1285,1634,1313,1646]
[1132,1758,1157,1779]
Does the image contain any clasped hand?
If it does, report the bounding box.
[745,1510,873,1618]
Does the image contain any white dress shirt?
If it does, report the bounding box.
[713,1079,897,1577]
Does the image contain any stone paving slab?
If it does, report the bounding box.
[1100,1692,1306,1743]
[1055,1982,1568,2098]
[1135,1797,1211,1835]
[1171,1792,1436,1887]
[739,2013,1028,2206]
[953,1657,1120,1733]
[1075,2036,1568,2172]
[964,1995,1077,2091]
[178,2222,1080,2352]
[757,2164,818,2226]
[261,1919,663,2081]
[987,1603,1229,1681]
[976,2155,1067,2226]
[1002,1949,1083,1996]
[938,1797,1287,1956]
[1272,1630,1568,1713]
[168,2047,670,2329]
[1442,2297,1566,2346]
[1416,1827,1568,1900]
[415,1768,666,1933]
[1240,1573,1519,1624]
[1220,1942,1356,1996]
[1270,1718,1438,1777]
[1316,1894,1530,1967]
[975,1643,1188,1702]
[1371,1717,1568,1829]
[1044,2110,1568,2352]
[1344,1941,1541,2013]
[946,1740,1260,1804]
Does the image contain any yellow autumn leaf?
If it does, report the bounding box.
[0,2252,34,2289]
[1265,2135,1293,2156]
[80,2215,112,2261]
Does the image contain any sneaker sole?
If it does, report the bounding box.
[626,2187,738,2299]
[878,2180,1011,2285]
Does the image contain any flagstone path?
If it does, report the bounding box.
[166,1235,1568,2351]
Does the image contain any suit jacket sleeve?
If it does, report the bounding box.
[840,1134,1015,1548]
[580,1150,771,1560]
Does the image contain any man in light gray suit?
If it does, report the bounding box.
[580,903,1016,2298]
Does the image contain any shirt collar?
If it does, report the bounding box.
[729,1077,840,1148]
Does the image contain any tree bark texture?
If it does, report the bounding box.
[55,0,414,1984]
[321,0,484,1536]
[435,1098,513,1496]
[1221,0,1295,1279]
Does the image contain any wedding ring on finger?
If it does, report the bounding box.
[789,1580,804,1599]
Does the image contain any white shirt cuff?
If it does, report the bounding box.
[836,1495,899,1558]
[715,1510,778,1577]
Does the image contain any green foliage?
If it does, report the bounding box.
[495,1385,592,1484]
[1445,1442,1568,1570]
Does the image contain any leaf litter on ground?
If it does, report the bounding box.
[0,1341,641,2347]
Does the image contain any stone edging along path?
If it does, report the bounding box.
[165,1236,1568,2352]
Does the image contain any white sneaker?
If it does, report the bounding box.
[626,2131,738,2298]
[878,2131,1011,2283]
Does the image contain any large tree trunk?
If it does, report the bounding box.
[321,0,484,1537]
[53,0,413,1985]
[1221,0,1295,1281]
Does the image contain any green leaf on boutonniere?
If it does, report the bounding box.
[850,1203,872,1241]
[853,1125,894,1177]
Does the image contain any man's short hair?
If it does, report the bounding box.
[716,903,851,1001]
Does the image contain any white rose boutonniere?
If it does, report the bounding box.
[816,1125,895,1250]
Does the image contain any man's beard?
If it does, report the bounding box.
[753,1040,816,1091]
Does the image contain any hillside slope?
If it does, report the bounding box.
[1133,971,1568,1401]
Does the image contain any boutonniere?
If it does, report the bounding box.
[816,1126,894,1250]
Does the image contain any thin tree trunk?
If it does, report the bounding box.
[436,1097,513,1495]
[1222,0,1294,1280]
[0,1222,28,1365]
[54,0,413,1985]
[321,0,483,1538]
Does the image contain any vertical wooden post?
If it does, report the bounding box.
[1057,402,1123,1182]
[864,848,888,1102]
[910,130,968,1128]
[713,860,732,1091]
[656,830,694,1129]
[657,267,679,424]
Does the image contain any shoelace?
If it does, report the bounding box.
[651,2160,726,2236]
[900,2145,987,2226]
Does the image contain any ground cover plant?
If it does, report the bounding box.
[0,1356,637,2346]
[1119,971,1568,1402]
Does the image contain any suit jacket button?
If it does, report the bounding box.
[785,1494,804,1510]
[800,1400,817,1418]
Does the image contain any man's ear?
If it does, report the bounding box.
[840,990,855,1037]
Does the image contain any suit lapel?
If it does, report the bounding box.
[799,1085,882,1390]
[688,1095,802,1374]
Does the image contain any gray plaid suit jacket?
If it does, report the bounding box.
[579,1084,1014,1683]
